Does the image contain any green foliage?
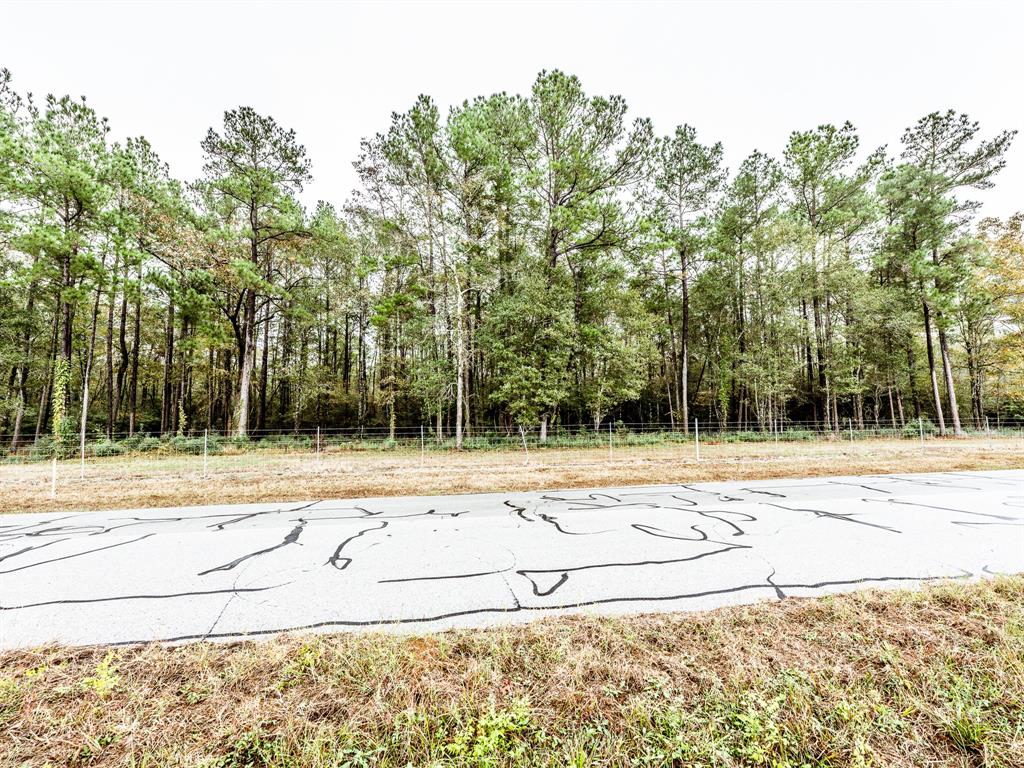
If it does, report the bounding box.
[444,698,538,766]
[0,677,22,726]
[80,651,119,698]
[213,729,288,768]
[51,356,72,445]
[0,67,1018,445]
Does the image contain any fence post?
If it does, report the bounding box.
[316,426,321,463]
[520,425,529,465]
[848,418,854,444]
[80,430,85,479]
[203,428,208,478]
[919,416,924,447]
[695,418,700,462]
[420,424,425,467]
[608,421,613,461]
[51,454,57,499]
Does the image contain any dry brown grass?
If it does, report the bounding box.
[1,436,1021,514]
[2,576,1022,767]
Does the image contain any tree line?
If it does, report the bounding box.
[1,68,1021,451]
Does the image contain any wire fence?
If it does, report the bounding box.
[2,417,1022,503]
[4,417,1024,463]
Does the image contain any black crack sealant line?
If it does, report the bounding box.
[325,521,389,570]
[765,568,786,599]
[300,508,469,522]
[0,533,156,575]
[873,475,982,491]
[516,539,751,597]
[540,492,625,504]
[503,499,534,523]
[740,487,787,498]
[9,524,107,538]
[197,521,307,576]
[0,538,70,565]
[860,497,1020,521]
[677,484,746,503]
[760,502,902,534]
[121,571,969,646]
[378,567,513,584]
[0,584,289,611]
[631,523,713,542]
[535,511,612,536]
[0,515,79,537]
[667,494,699,506]
[825,480,894,494]
[669,502,758,537]
[944,471,1023,485]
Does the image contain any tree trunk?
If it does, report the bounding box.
[160,300,175,435]
[236,292,255,438]
[935,320,963,435]
[10,283,37,451]
[105,260,117,438]
[921,299,946,435]
[35,312,60,442]
[455,293,465,451]
[128,269,142,436]
[679,244,690,435]
[258,308,270,432]
[80,288,102,456]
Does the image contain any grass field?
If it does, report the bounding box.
[2,576,1022,767]
[1,434,1021,513]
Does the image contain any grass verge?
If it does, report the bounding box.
[1,437,1022,514]
[2,576,1023,766]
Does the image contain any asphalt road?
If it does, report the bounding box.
[2,469,1022,648]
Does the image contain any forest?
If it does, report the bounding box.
[0,67,1021,451]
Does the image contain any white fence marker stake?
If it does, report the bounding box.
[203,429,208,478]
[695,418,700,462]
[51,455,57,498]
[520,425,529,465]
[80,431,85,479]
[420,425,425,467]
[316,426,321,463]
[919,417,925,447]
[608,421,613,461]
[848,418,854,444]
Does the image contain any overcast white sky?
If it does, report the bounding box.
[4,0,1022,217]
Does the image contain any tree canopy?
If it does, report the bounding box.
[0,67,1019,450]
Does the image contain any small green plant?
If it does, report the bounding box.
[937,673,995,755]
[446,698,536,766]
[0,677,22,726]
[81,651,120,698]
[945,714,991,754]
[178,680,212,705]
[275,640,323,690]
[74,730,117,764]
[214,729,287,768]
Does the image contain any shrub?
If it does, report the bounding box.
[902,417,935,438]
[91,440,125,458]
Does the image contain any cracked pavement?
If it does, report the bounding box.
[1,469,1022,648]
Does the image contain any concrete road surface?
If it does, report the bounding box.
[2,470,1022,648]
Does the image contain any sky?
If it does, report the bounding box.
[3,0,1022,218]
